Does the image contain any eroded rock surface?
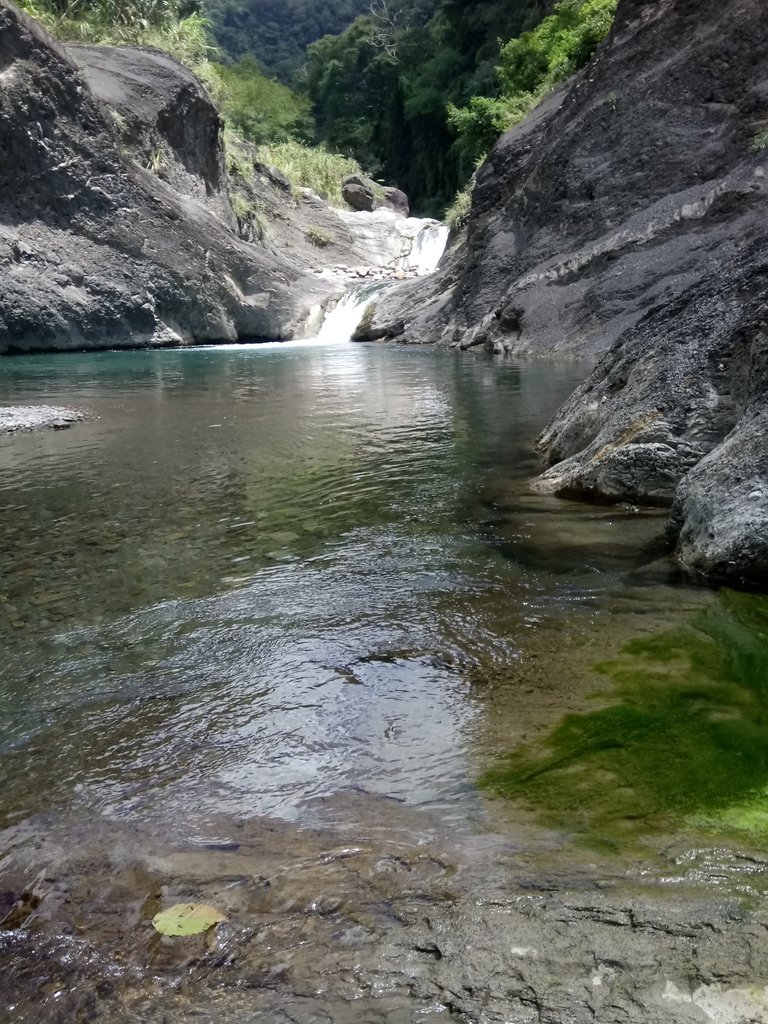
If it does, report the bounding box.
[3,812,768,1024]
[364,0,768,583]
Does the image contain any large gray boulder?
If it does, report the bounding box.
[342,173,376,212]
[0,1,331,352]
[380,186,409,217]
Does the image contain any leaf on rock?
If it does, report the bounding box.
[152,902,227,936]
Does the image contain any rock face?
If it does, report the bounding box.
[366,0,768,584]
[0,1,331,352]
[69,43,233,225]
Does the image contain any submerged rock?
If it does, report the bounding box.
[0,405,84,433]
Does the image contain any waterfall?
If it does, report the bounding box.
[313,216,450,342]
[407,222,450,276]
[316,281,388,343]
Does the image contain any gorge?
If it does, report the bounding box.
[2,0,768,1021]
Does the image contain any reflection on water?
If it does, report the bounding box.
[0,340,712,844]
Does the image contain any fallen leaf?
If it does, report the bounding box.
[152,902,226,936]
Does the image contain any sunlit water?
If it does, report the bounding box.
[0,339,712,848]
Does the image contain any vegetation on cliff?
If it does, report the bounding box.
[304,0,617,213]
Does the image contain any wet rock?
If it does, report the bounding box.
[366,0,768,583]
[4,814,768,1024]
[670,407,768,584]
[0,405,85,433]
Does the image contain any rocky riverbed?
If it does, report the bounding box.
[3,803,768,1024]
[0,405,85,433]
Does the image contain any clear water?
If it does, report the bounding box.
[0,340,707,844]
[9,339,768,1024]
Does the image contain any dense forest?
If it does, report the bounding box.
[306,0,551,212]
[205,0,616,214]
[203,0,372,79]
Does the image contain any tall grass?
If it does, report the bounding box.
[254,140,363,206]
[16,0,222,95]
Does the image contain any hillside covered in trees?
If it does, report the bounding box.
[203,0,371,80]
[15,0,618,214]
[201,0,616,214]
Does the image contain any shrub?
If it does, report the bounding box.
[499,0,618,96]
[305,225,333,247]
[445,181,472,231]
[448,0,617,173]
[230,192,267,241]
[145,148,168,176]
[215,55,314,147]
[224,130,255,182]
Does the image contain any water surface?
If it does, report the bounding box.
[5,339,768,1022]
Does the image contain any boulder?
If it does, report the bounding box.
[342,173,376,212]
[380,186,409,217]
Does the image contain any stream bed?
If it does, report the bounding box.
[1,339,768,1023]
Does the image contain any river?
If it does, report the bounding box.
[1,338,768,1023]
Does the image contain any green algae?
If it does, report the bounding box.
[480,590,768,846]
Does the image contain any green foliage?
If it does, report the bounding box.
[499,0,618,96]
[449,0,617,171]
[480,591,768,849]
[306,17,398,172]
[303,0,615,213]
[254,140,363,206]
[230,191,267,240]
[445,181,472,231]
[751,128,768,152]
[215,55,313,146]
[305,225,332,247]
[447,91,540,169]
[108,107,129,137]
[145,148,169,176]
[17,0,224,96]
[224,129,255,182]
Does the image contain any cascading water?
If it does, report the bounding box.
[315,281,389,343]
[315,218,450,342]
[406,222,450,276]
